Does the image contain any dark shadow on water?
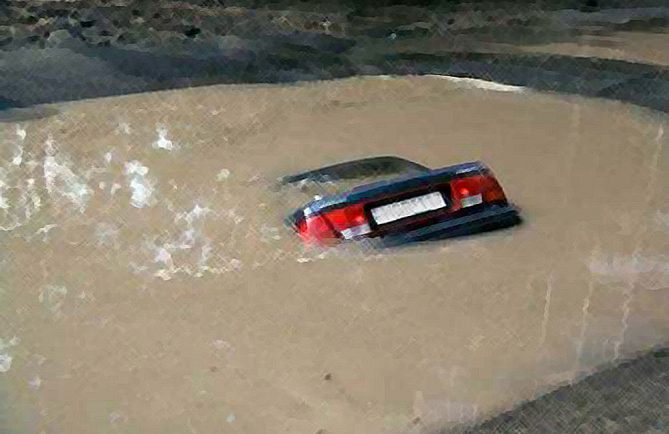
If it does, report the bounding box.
[0,96,20,112]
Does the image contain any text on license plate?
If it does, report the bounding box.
[370,192,446,225]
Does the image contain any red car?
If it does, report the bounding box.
[282,156,520,247]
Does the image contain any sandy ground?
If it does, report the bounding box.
[0,75,668,434]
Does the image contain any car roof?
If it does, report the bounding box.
[278,156,430,185]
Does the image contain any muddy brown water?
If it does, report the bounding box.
[1,76,668,434]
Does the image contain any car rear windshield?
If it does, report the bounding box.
[280,156,429,198]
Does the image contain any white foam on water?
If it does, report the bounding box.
[11,151,23,166]
[153,126,178,151]
[104,151,113,164]
[176,228,196,249]
[0,168,10,210]
[225,208,244,225]
[129,262,149,274]
[0,165,43,232]
[614,286,634,360]
[109,411,127,425]
[36,224,57,234]
[34,224,58,242]
[217,169,231,181]
[15,125,26,141]
[12,126,25,166]
[154,269,173,281]
[110,182,122,196]
[95,223,120,248]
[124,161,155,208]
[425,74,526,93]
[589,253,669,290]
[538,274,554,351]
[213,339,233,351]
[154,247,174,267]
[655,211,669,231]
[39,285,68,317]
[197,241,212,267]
[139,203,228,280]
[0,354,12,373]
[116,122,131,135]
[0,336,20,373]
[43,138,92,212]
[149,241,177,280]
[130,198,252,281]
[591,254,655,277]
[174,204,211,250]
[28,375,42,390]
[228,258,242,270]
[575,245,600,371]
[175,203,211,226]
[24,178,41,217]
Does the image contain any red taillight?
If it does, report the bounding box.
[451,174,506,210]
[322,204,367,231]
[296,215,339,245]
[296,204,371,245]
[482,176,506,202]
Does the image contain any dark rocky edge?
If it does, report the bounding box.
[2,1,669,114]
[1,1,669,51]
[446,347,669,433]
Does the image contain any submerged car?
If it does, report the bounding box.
[281,156,520,247]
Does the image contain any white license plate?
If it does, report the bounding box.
[371,192,446,225]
